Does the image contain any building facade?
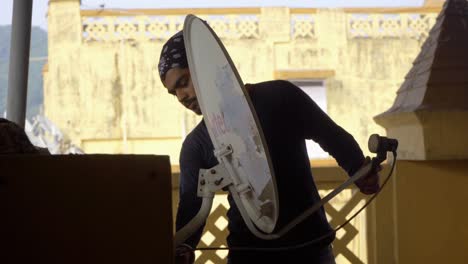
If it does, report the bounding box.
[44,2,438,163]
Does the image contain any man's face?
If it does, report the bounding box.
[162,67,202,115]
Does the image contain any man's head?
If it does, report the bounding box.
[158,31,201,115]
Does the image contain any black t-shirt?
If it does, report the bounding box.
[176,80,364,257]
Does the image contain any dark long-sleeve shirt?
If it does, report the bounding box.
[176,80,365,260]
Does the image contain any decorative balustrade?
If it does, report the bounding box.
[289,9,437,41]
[81,8,439,43]
[82,15,185,42]
[81,9,261,42]
[347,13,437,40]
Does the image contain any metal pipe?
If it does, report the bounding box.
[6,0,33,128]
[174,196,214,247]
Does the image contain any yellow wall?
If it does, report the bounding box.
[44,3,435,163]
[396,160,468,263]
[373,160,468,264]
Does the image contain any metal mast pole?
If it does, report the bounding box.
[6,0,33,128]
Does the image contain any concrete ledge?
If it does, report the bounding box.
[375,110,468,160]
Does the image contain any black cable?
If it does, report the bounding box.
[195,151,397,252]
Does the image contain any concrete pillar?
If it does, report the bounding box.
[45,0,82,141]
[259,7,290,43]
[47,0,82,49]
[372,1,468,263]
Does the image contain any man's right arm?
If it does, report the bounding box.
[176,138,205,248]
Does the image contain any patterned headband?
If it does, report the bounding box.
[158,30,188,82]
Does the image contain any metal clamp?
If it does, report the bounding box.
[197,163,233,198]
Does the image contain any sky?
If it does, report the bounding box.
[1,0,425,30]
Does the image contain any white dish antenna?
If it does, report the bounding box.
[174,15,279,246]
[186,14,278,231]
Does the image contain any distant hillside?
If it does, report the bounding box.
[0,25,47,119]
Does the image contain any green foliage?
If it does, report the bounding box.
[0,25,47,119]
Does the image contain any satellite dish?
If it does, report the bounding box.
[174,14,283,246]
[184,15,279,233]
[174,14,394,247]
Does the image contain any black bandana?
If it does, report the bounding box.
[158,30,188,82]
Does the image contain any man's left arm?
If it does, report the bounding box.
[284,82,380,194]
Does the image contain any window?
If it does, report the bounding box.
[290,79,329,159]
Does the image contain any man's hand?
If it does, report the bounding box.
[355,157,381,195]
[175,244,195,264]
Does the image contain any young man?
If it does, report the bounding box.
[159,30,379,264]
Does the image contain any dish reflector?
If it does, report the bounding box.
[183,15,278,233]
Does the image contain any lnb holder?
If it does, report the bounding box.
[368,134,398,170]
